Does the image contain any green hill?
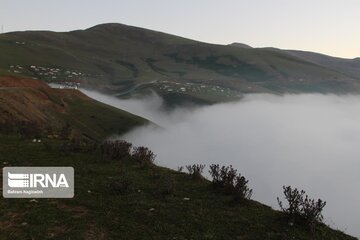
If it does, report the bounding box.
[1,23,360,105]
[273,49,360,80]
[0,134,356,240]
[0,76,147,141]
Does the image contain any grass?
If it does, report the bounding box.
[0,75,148,142]
[0,134,356,240]
[61,97,148,140]
[0,23,358,106]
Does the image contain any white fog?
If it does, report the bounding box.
[81,89,360,237]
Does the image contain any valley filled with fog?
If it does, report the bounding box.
[81,89,360,237]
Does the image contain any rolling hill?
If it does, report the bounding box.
[276,49,360,80]
[0,24,358,239]
[0,77,356,239]
[0,76,147,141]
[0,23,359,105]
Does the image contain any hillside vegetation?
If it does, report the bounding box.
[0,134,356,240]
[1,23,359,105]
[0,76,147,141]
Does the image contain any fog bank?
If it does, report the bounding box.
[80,89,193,126]
[82,89,360,237]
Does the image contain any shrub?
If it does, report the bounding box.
[277,186,326,227]
[234,175,253,201]
[277,186,304,218]
[186,164,205,180]
[132,146,156,165]
[302,195,326,226]
[101,140,132,161]
[209,164,237,193]
[209,164,252,201]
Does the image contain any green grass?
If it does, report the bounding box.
[0,23,358,106]
[0,134,355,240]
[0,82,148,142]
[61,98,148,140]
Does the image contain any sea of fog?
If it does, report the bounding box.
[81,89,360,237]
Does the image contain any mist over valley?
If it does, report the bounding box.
[82,89,360,237]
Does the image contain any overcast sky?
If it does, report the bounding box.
[1,0,359,58]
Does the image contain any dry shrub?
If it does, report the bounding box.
[101,140,132,161]
[277,186,326,227]
[132,146,156,165]
[209,164,253,201]
[186,164,205,180]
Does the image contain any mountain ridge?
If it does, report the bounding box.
[1,23,360,105]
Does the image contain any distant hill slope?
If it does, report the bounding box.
[0,76,147,140]
[275,49,360,80]
[0,23,360,105]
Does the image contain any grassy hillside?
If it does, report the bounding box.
[0,134,356,240]
[1,23,359,105]
[277,49,360,80]
[230,43,360,82]
[0,76,147,140]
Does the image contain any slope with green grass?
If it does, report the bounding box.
[0,134,356,240]
[1,23,360,105]
[277,49,360,80]
[0,76,147,141]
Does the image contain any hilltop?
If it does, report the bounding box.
[229,42,253,49]
[1,23,360,105]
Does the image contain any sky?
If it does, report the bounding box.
[81,89,360,237]
[1,0,359,58]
